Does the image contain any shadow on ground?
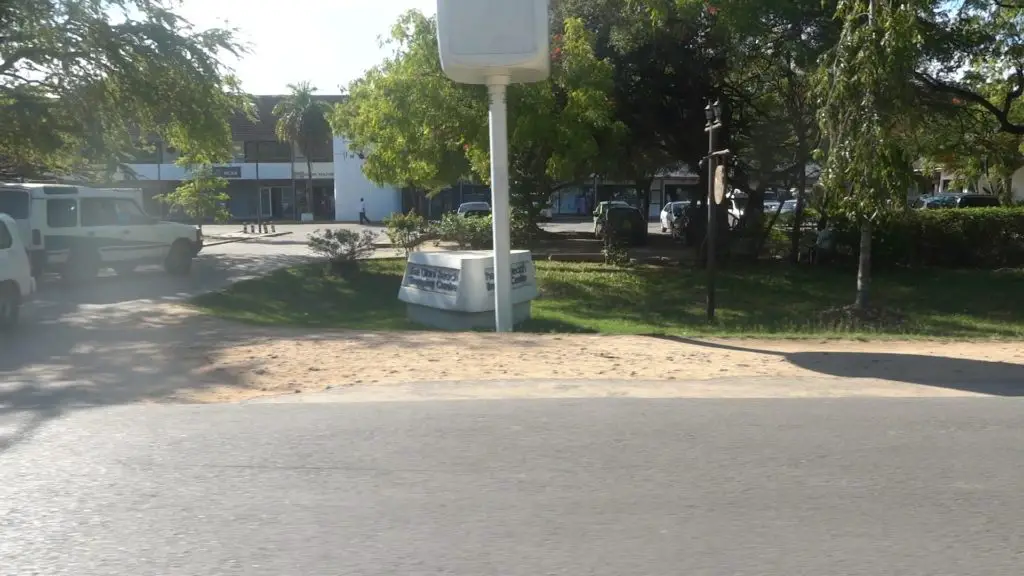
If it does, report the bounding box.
[650,336,1024,397]
[0,252,323,454]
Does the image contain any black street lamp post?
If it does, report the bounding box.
[704,100,725,322]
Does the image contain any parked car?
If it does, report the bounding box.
[913,193,1000,210]
[660,201,686,232]
[913,194,958,209]
[596,205,648,246]
[457,201,491,218]
[0,212,35,328]
[954,194,1001,208]
[0,183,202,281]
[592,200,633,234]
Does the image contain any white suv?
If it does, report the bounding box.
[0,213,35,328]
[0,183,202,281]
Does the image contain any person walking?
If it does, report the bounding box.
[358,198,371,225]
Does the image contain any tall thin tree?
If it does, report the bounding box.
[814,0,923,309]
[274,82,333,219]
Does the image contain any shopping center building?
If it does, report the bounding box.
[120,95,402,222]
[118,94,721,222]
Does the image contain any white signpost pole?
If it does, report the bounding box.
[436,0,549,332]
[487,76,513,331]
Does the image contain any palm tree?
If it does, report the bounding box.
[273,82,332,219]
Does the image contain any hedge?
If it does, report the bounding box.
[828,207,1024,269]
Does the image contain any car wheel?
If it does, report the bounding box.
[112,263,136,276]
[62,247,100,284]
[0,282,20,330]
[164,240,193,275]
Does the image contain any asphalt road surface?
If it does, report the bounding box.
[2,398,1022,575]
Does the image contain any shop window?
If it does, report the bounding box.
[244,141,293,163]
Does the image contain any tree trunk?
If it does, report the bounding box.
[306,158,314,219]
[790,160,808,263]
[635,177,653,222]
[854,220,872,309]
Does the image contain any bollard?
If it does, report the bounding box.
[242,223,249,234]
[271,224,276,233]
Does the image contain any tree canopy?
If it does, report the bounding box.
[332,0,1024,221]
[0,0,249,177]
[331,9,622,217]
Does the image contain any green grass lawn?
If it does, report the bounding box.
[189,258,1024,338]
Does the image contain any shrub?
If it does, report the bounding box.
[510,206,538,247]
[382,211,434,256]
[435,210,535,250]
[828,207,1024,269]
[437,213,492,249]
[600,208,638,265]
[308,228,377,275]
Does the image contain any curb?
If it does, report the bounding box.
[203,231,293,247]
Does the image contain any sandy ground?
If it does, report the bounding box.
[187,316,1024,402]
[7,301,1023,407]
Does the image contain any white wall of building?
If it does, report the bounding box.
[1011,167,1024,203]
[962,167,1024,204]
[332,136,402,221]
[120,162,328,182]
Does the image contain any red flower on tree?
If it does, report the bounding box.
[706,3,719,15]
[951,97,963,105]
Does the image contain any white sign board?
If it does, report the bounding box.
[436,0,550,85]
[398,250,539,329]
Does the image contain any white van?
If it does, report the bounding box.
[0,183,203,281]
[0,213,35,328]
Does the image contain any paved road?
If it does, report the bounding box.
[24,232,316,322]
[1,398,1022,575]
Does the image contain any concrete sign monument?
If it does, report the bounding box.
[398,251,539,330]
[436,0,550,332]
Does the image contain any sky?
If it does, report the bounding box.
[175,0,437,96]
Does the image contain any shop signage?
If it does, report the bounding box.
[402,263,461,295]
[485,261,530,292]
[212,166,242,178]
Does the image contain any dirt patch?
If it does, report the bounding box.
[189,326,1024,402]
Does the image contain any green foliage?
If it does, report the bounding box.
[433,210,535,250]
[194,258,1024,338]
[814,0,925,219]
[0,0,249,176]
[601,225,632,266]
[329,11,481,192]
[155,165,230,224]
[436,214,493,250]
[829,207,1024,269]
[273,82,333,156]
[331,10,621,213]
[307,228,377,275]
[914,1,1024,137]
[382,211,433,256]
